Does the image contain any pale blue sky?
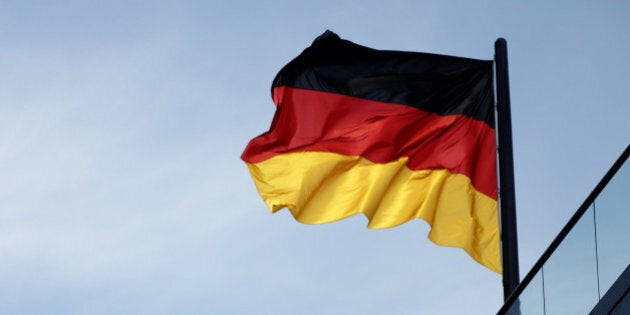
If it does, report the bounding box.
[1,1,628,314]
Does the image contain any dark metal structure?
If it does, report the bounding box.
[498,145,630,314]
[495,38,521,300]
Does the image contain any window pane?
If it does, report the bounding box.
[595,159,630,296]
[543,204,599,314]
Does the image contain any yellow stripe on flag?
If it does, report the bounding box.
[245,151,501,273]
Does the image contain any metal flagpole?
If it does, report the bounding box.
[494,38,521,301]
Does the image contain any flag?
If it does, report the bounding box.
[241,30,501,273]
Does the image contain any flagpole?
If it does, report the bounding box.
[494,38,520,301]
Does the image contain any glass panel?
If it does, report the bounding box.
[499,152,628,314]
[543,204,599,314]
[595,159,630,296]
[504,269,545,315]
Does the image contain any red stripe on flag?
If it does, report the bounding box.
[242,86,497,199]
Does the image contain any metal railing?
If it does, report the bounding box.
[498,145,630,314]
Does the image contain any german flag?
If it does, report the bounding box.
[242,31,501,273]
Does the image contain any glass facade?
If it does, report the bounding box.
[594,161,630,295]
[501,147,630,314]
